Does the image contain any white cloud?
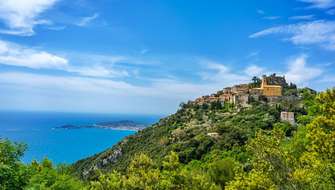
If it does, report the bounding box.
[0,40,68,69]
[67,65,129,78]
[0,57,254,100]
[263,16,281,20]
[0,40,137,78]
[256,9,280,20]
[199,59,249,86]
[285,54,323,85]
[0,54,330,113]
[0,0,58,36]
[63,53,159,78]
[0,72,137,94]
[250,20,335,50]
[244,65,265,76]
[71,54,128,65]
[299,0,335,9]
[289,15,315,20]
[0,71,218,114]
[318,75,335,83]
[76,13,99,27]
[0,39,329,113]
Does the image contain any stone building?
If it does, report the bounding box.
[280,111,295,125]
[228,84,250,106]
[232,93,249,107]
[232,84,249,94]
[255,78,282,97]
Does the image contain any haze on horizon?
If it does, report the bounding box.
[0,0,334,115]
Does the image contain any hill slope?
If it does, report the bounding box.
[1,77,334,190]
[72,76,306,179]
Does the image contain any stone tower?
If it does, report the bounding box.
[258,76,282,97]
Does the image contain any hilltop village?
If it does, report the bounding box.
[193,74,295,106]
[191,74,298,124]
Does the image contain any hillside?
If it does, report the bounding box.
[72,75,306,178]
[1,75,334,189]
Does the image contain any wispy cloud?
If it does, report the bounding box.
[199,59,249,85]
[256,9,281,20]
[76,13,99,27]
[0,40,68,69]
[0,40,135,78]
[263,16,281,20]
[0,71,219,114]
[289,15,315,20]
[317,74,335,84]
[63,52,162,78]
[285,54,323,85]
[250,20,335,50]
[244,65,265,76]
[67,65,129,78]
[0,39,328,89]
[298,0,335,9]
[0,52,330,113]
[0,0,58,36]
[0,58,253,114]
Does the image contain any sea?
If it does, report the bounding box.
[0,111,161,164]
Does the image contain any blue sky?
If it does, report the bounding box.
[0,0,334,114]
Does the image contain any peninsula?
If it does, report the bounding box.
[56,120,147,131]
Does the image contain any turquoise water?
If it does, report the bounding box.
[0,111,160,164]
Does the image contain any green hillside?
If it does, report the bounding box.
[73,97,288,178]
[77,86,334,189]
[1,78,334,189]
[69,76,334,189]
[73,76,302,178]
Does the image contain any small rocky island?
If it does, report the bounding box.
[56,120,147,131]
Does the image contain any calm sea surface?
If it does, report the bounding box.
[0,111,161,164]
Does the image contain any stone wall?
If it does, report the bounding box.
[263,86,282,97]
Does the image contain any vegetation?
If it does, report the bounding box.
[0,140,84,190]
[1,86,334,189]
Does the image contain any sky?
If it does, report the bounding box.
[0,0,334,115]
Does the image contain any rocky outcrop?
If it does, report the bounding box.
[80,143,124,179]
